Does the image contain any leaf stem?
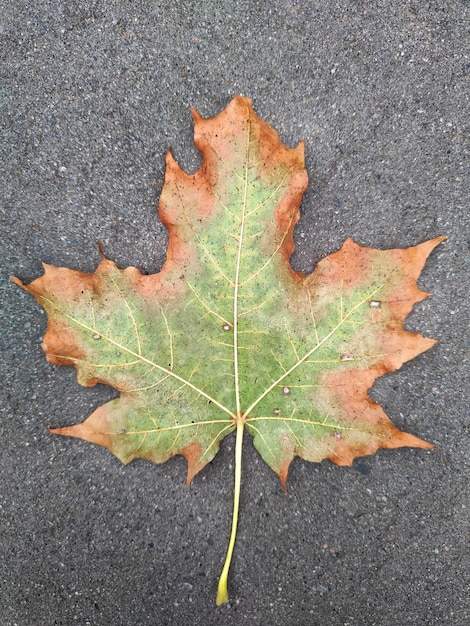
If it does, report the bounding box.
[216,419,244,605]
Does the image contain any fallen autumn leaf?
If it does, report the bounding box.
[14,96,445,604]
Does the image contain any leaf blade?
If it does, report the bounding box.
[13,97,444,485]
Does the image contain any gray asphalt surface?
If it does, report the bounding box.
[1,2,469,625]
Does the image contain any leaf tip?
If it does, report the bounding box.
[181,442,205,486]
[430,234,447,246]
[412,234,447,270]
[415,234,447,264]
[11,275,24,289]
[164,148,178,168]
[386,428,436,452]
[277,459,292,492]
[48,424,71,438]
[48,418,113,452]
[97,240,106,259]
[190,106,201,123]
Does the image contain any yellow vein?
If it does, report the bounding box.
[232,116,251,418]
[55,355,142,369]
[245,415,378,435]
[339,281,344,322]
[245,167,293,218]
[307,289,320,345]
[271,349,287,373]
[186,280,232,326]
[90,296,96,330]
[211,189,240,223]
[191,230,234,286]
[244,421,275,460]
[151,295,174,370]
[284,321,300,360]
[237,291,277,317]
[129,433,147,458]
[126,374,171,393]
[201,422,237,461]
[165,429,181,454]
[109,275,142,355]
[238,208,296,287]
[278,383,321,388]
[305,353,387,365]
[283,416,304,450]
[121,418,234,435]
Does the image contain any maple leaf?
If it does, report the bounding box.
[14,96,445,605]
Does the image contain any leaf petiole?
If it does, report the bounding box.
[216,419,244,605]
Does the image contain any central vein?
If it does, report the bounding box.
[232,118,251,421]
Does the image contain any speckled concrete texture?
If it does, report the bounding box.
[1,2,468,625]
